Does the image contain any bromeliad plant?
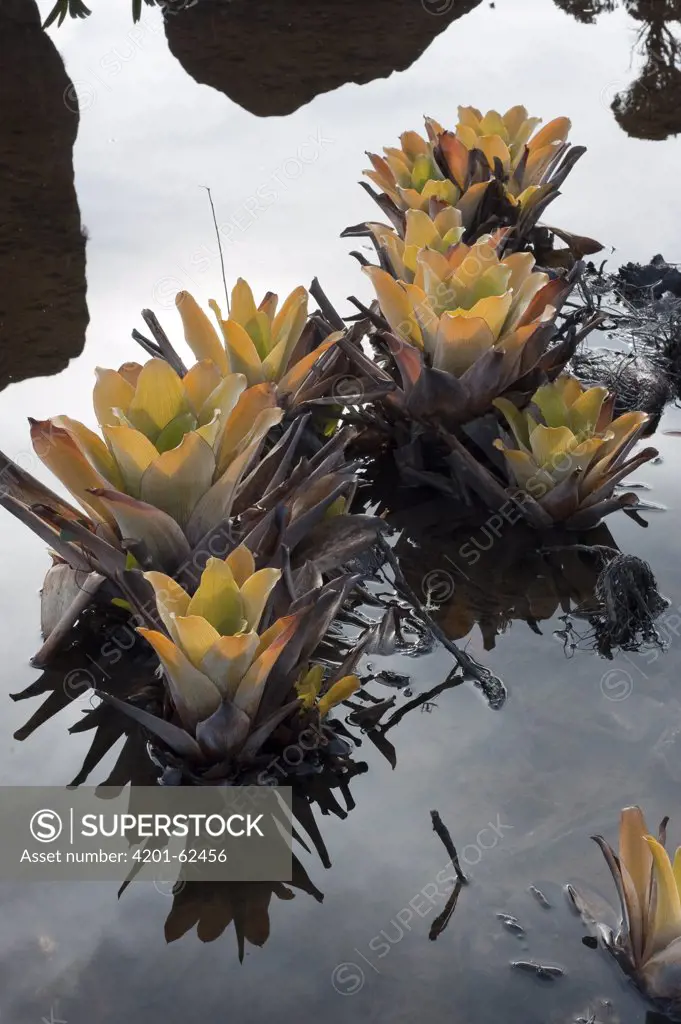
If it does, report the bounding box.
[359,229,582,428]
[30,357,282,546]
[353,106,590,251]
[488,374,658,528]
[570,806,681,1018]
[0,336,382,665]
[174,281,359,407]
[101,549,364,778]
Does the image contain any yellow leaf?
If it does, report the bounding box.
[52,415,121,486]
[175,291,229,375]
[173,614,222,670]
[127,359,188,440]
[186,556,243,634]
[137,627,221,729]
[363,266,422,346]
[219,318,266,386]
[230,278,259,331]
[528,116,571,152]
[93,368,135,429]
[225,545,256,587]
[103,425,158,498]
[318,675,360,717]
[529,424,576,468]
[197,373,248,428]
[143,571,190,639]
[240,568,282,631]
[139,431,215,528]
[182,360,224,417]
[478,134,511,174]
[233,614,298,719]
[433,315,495,376]
[277,335,339,396]
[644,835,681,954]
[201,631,260,700]
[295,664,325,709]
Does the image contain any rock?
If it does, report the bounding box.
[163,0,483,117]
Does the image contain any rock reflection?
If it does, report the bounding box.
[0,0,88,391]
[553,0,681,139]
[162,0,483,117]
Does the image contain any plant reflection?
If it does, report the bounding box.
[388,496,619,650]
[0,0,88,390]
[554,0,681,139]
[163,859,323,957]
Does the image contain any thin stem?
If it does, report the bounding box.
[202,185,229,314]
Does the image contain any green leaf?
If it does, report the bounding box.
[154,412,197,454]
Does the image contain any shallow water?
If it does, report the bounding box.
[1,0,681,1021]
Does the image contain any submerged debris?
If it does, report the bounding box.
[589,553,668,658]
[511,959,564,979]
[497,913,526,936]
[528,885,552,909]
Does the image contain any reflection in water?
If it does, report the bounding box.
[164,863,323,956]
[390,498,619,649]
[554,0,681,139]
[163,0,483,116]
[0,0,88,391]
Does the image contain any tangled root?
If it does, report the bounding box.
[590,554,668,658]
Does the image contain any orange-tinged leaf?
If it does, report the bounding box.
[30,418,117,526]
[437,131,469,190]
[528,116,571,152]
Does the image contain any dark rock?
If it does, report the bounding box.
[163,0,483,117]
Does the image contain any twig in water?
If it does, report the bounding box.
[430,809,467,884]
[201,185,229,314]
[378,536,507,709]
[429,879,463,940]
